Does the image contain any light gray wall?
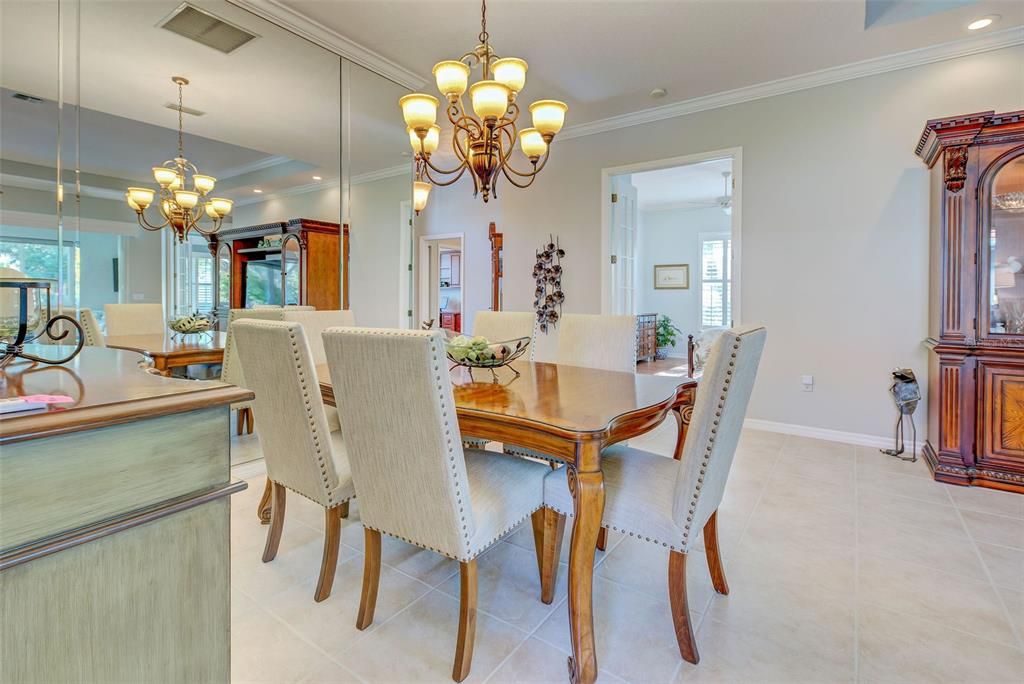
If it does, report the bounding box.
[636,206,730,355]
[417,45,1024,440]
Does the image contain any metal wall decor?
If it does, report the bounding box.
[0,278,84,368]
[533,235,565,333]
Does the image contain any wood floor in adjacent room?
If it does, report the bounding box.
[228,426,1024,683]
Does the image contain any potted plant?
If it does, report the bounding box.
[655,315,682,360]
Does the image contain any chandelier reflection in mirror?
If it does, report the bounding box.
[994,192,1024,213]
[125,77,233,243]
[400,0,567,214]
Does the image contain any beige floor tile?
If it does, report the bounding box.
[232,591,341,684]
[856,466,954,506]
[597,537,715,612]
[260,555,432,657]
[858,553,1019,647]
[763,471,856,513]
[296,659,363,684]
[857,512,987,580]
[783,435,856,461]
[960,509,1024,550]
[339,589,527,684]
[997,586,1024,645]
[857,602,1024,683]
[674,615,855,683]
[744,490,855,552]
[738,428,788,449]
[438,541,566,632]
[503,518,623,566]
[340,525,461,588]
[486,637,627,684]
[977,542,1024,591]
[856,488,968,539]
[533,576,701,683]
[947,484,1024,519]
[775,451,855,487]
[854,445,932,479]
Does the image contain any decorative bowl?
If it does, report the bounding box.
[168,312,215,336]
[445,335,530,379]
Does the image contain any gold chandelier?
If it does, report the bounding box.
[125,77,233,243]
[400,0,567,214]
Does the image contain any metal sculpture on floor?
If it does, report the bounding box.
[881,368,920,462]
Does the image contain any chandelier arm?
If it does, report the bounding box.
[492,102,520,133]
[422,163,470,187]
[137,209,172,231]
[502,149,550,179]
[421,155,469,177]
[492,123,548,180]
[447,103,483,139]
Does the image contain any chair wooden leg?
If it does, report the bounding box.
[314,506,343,602]
[452,559,478,683]
[596,527,608,551]
[338,501,350,519]
[257,477,273,525]
[356,528,382,630]
[703,509,729,595]
[536,508,565,604]
[530,509,546,578]
[236,408,245,436]
[261,482,286,563]
[668,550,699,664]
[245,407,254,435]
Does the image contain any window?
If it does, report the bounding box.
[700,233,731,328]
[173,237,214,313]
[0,235,80,305]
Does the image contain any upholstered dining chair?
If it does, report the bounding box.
[322,327,550,682]
[281,309,355,366]
[232,319,355,603]
[77,309,105,347]
[540,325,767,664]
[222,308,293,435]
[103,303,165,336]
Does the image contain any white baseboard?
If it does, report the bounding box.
[743,418,923,455]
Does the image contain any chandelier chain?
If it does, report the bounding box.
[478,0,488,47]
[177,81,184,159]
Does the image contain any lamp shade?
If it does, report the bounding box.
[400,93,439,131]
[210,198,233,216]
[170,174,184,191]
[409,125,440,155]
[126,187,155,210]
[193,174,216,194]
[492,57,528,94]
[530,100,568,136]
[413,181,431,213]
[433,60,471,98]
[519,128,547,158]
[470,80,511,120]
[205,203,219,218]
[174,190,200,209]
[125,192,141,212]
[153,166,178,187]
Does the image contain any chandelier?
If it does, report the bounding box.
[400,0,567,214]
[125,77,233,243]
[994,192,1024,213]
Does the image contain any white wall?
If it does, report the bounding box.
[636,206,730,354]
[417,45,1024,440]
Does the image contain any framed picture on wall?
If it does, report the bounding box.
[654,264,690,289]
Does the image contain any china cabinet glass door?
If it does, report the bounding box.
[281,234,302,306]
[987,152,1024,335]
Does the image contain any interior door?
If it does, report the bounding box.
[610,176,639,315]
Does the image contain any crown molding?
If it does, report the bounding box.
[559,26,1024,141]
[217,154,292,179]
[352,163,412,185]
[227,0,425,90]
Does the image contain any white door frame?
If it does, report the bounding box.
[417,231,464,328]
[600,147,743,324]
[399,200,413,327]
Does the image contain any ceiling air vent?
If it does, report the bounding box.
[12,93,44,103]
[158,3,258,54]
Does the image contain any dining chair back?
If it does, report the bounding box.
[77,308,105,347]
[253,304,316,310]
[282,309,355,366]
[472,311,535,344]
[103,303,165,336]
[556,313,637,373]
[222,308,290,435]
[672,325,766,545]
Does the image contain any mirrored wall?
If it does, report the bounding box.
[1,0,412,333]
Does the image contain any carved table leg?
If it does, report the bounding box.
[566,442,604,684]
[257,477,273,525]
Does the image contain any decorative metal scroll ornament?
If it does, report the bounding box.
[533,235,565,333]
[880,368,920,462]
[0,279,85,369]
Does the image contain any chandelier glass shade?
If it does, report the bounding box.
[400,0,567,214]
[125,77,232,243]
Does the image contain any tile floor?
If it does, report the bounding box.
[228,426,1024,683]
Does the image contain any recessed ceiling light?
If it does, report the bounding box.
[312,176,322,181]
[650,88,668,99]
[968,15,998,30]
[253,188,263,193]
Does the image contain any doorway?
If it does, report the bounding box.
[601,149,742,360]
[399,200,414,328]
[418,232,465,333]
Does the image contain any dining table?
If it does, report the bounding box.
[314,359,697,684]
[106,332,227,376]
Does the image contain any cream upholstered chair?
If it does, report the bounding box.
[222,308,292,435]
[541,325,767,664]
[232,319,355,603]
[77,308,105,347]
[103,303,165,336]
[322,327,550,682]
[281,309,355,366]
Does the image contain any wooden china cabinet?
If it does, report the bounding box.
[209,218,349,328]
[916,110,1024,493]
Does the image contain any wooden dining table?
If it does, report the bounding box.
[316,359,697,684]
[106,332,227,376]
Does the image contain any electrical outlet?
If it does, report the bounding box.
[801,374,814,392]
